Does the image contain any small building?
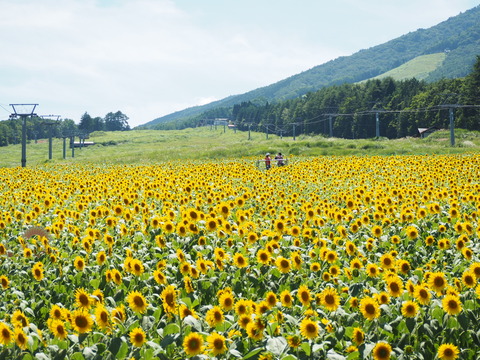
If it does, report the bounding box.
[417,127,439,138]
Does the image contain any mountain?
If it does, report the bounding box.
[140,5,480,129]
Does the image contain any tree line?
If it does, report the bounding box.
[0,111,130,147]
[228,56,479,139]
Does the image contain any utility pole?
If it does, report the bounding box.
[292,123,296,140]
[438,104,458,146]
[375,112,380,138]
[10,104,38,168]
[329,115,333,137]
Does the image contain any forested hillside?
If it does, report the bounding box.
[142,5,480,130]
[230,56,480,139]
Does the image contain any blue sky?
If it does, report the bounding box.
[0,0,478,127]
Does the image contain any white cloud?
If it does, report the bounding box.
[0,0,478,126]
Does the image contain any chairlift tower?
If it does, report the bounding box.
[10,104,38,167]
[40,115,61,160]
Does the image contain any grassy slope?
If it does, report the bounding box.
[361,53,447,82]
[1,127,479,168]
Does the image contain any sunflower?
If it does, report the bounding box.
[11,310,29,328]
[351,327,364,345]
[161,285,178,314]
[0,322,13,345]
[461,270,476,288]
[49,305,64,320]
[325,250,338,264]
[287,334,302,348]
[179,304,198,319]
[245,321,264,341]
[469,262,480,279]
[257,249,271,265]
[218,292,235,311]
[299,318,319,340]
[153,269,167,285]
[130,259,145,276]
[379,253,395,269]
[385,277,404,297]
[359,297,381,321]
[95,305,110,329]
[260,293,276,310]
[414,284,432,305]
[126,290,148,314]
[13,328,28,350]
[442,295,462,316]
[297,285,311,307]
[206,306,224,328]
[238,314,253,329]
[206,332,227,356]
[74,288,92,309]
[71,309,93,334]
[183,332,204,356]
[366,263,379,277]
[376,291,390,305]
[50,319,67,340]
[0,275,9,289]
[111,305,126,324]
[401,300,419,318]
[371,225,383,238]
[320,287,340,311]
[31,264,44,281]
[96,251,106,265]
[233,253,248,268]
[275,256,291,274]
[405,226,419,240]
[235,299,253,315]
[437,343,460,360]
[310,262,321,272]
[397,259,411,274]
[428,272,448,294]
[111,269,123,285]
[372,342,392,360]
[129,327,147,347]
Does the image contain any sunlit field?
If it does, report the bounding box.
[1,154,480,359]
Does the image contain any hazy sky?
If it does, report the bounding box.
[0,0,478,127]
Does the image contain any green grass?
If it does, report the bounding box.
[1,127,479,168]
[361,53,447,82]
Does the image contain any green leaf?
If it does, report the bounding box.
[68,334,79,344]
[406,318,415,333]
[228,349,243,358]
[301,342,311,356]
[346,351,359,360]
[162,323,180,336]
[108,337,123,356]
[243,347,264,359]
[83,345,98,359]
[266,337,287,356]
[71,352,86,360]
[327,349,346,360]
[281,356,298,360]
[116,340,129,359]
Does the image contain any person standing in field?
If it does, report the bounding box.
[265,153,272,170]
[275,152,284,166]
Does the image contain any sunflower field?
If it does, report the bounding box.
[1,154,480,360]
